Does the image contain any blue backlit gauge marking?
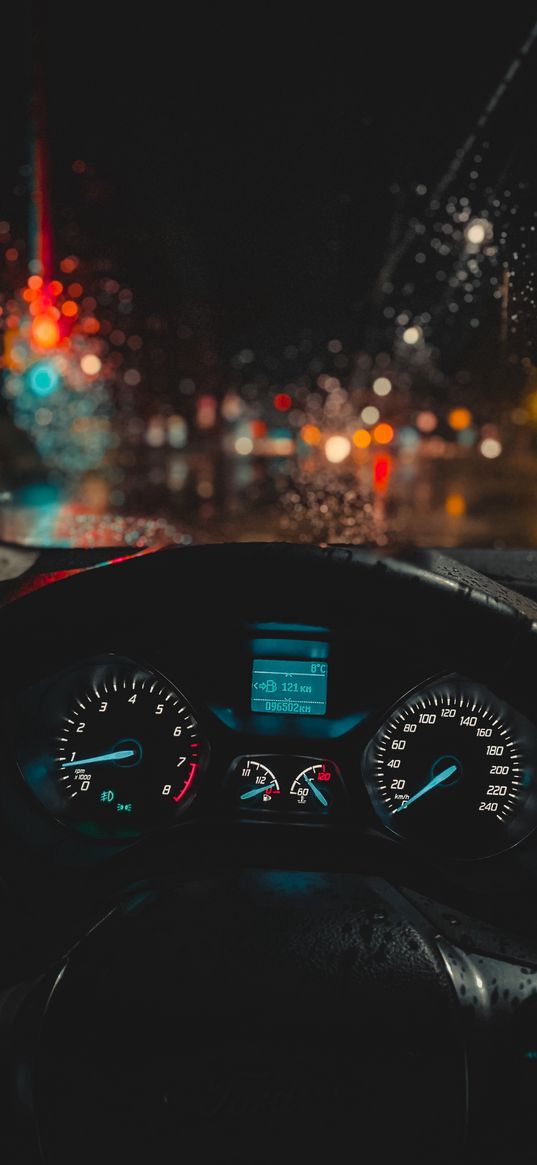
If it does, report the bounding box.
[304,774,329,807]
[237,760,280,805]
[240,781,277,801]
[361,675,537,858]
[290,763,333,810]
[394,760,459,812]
[61,745,139,768]
[48,661,209,838]
[251,658,328,716]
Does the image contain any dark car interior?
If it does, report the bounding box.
[6,7,537,1163]
[1,542,537,1162]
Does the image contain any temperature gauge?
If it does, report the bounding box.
[289,761,336,812]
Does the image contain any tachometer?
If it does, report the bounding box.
[363,676,537,857]
[19,657,209,839]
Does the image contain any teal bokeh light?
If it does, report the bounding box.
[28,361,60,397]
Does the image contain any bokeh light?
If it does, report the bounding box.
[464,218,491,247]
[373,422,394,445]
[361,405,380,426]
[445,493,466,516]
[28,361,60,397]
[480,437,502,458]
[80,354,102,375]
[325,435,351,463]
[61,300,78,318]
[274,392,292,411]
[416,411,437,433]
[352,428,371,449]
[448,407,473,431]
[31,313,60,350]
[301,423,321,445]
[402,325,422,345]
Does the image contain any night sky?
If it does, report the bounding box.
[6,8,537,356]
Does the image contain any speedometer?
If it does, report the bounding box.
[363,676,537,858]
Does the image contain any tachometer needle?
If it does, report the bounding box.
[61,748,136,768]
[304,775,328,807]
[240,782,276,800]
[394,763,458,813]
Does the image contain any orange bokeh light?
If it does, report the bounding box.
[82,316,100,334]
[31,313,60,350]
[67,282,83,298]
[445,493,466,517]
[49,280,63,297]
[448,407,472,431]
[373,422,394,445]
[61,300,78,318]
[301,423,321,446]
[28,275,43,290]
[5,248,18,262]
[352,428,371,449]
[60,256,78,274]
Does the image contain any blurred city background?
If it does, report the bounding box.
[2,9,537,549]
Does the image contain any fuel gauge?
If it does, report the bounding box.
[236,759,281,808]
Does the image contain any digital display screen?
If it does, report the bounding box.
[251,659,328,716]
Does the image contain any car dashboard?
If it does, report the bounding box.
[1,541,537,952]
[4,542,537,1164]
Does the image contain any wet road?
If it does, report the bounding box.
[1,447,537,549]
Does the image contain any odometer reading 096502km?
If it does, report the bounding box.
[363,676,537,858]
[20,658,209,839]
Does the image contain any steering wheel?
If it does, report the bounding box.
[2,544,537,1164]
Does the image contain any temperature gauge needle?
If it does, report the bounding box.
[61,748,136,768]
[240,782,276,801]
[304,775,328,807]
[395,763,458,812]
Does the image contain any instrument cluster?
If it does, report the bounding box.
[12,634,537,862]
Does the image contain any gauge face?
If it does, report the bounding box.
[230,754,342,815]
[236,759,281,808]
[19,658,209,839]
[290,762,334,812]
[363,676,537,858]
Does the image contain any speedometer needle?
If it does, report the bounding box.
[240,782,276,800]
[394,763,458,812]
[61,748,136,768]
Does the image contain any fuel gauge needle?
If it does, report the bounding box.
[240,782,277,801]
[395,763,458,812]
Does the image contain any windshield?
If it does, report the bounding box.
[2,11,537,549]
